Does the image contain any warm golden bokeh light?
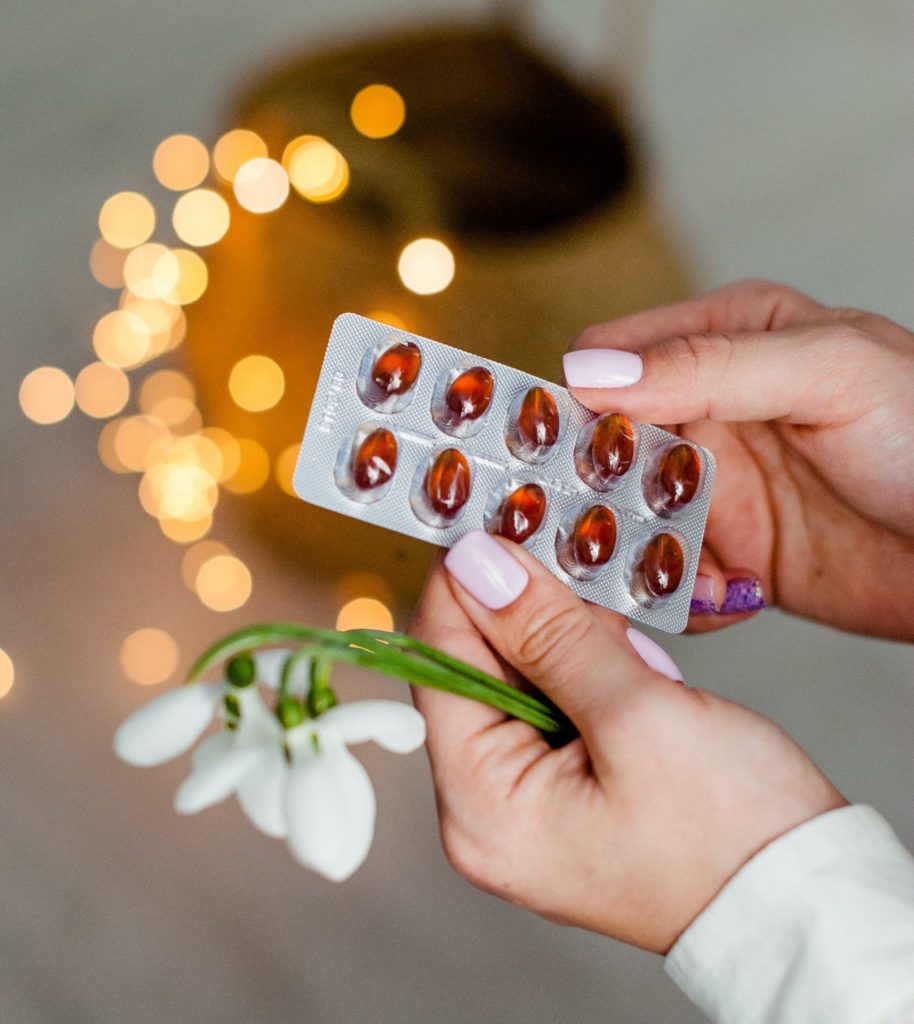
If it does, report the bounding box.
[158,513,213,544]
[113,414,171,472]
[233,157,290,213]
[138,369,195,413]
[172,189,230,247]
[119,627,179,686]
[350,84,406,139]
[212,129,268,183]
[141,462,217,521]
[336,570,396,609]
[274,442,300,495]
[75,362,130,418]
[19,367,75,425]
[97,418,132,473]
[89,239,128,288]
[98,191,156,249]
[0,648,14,700]
[153,134,210,191]
[228,354,285,412]
[366,309,408,330]
[335,597,395,632]
[93,309,151,368]
[286,136,350,203]
[119,293,181,356]
[398,237,455,295]
[166,248,208,305]
[123,243,181,301]
[195,554,252,612]
[222,437,270,493]
[180,540,230,590]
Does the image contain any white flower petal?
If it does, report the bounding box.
[114,683,223,767]
[174,745,265,815]
[191,730,232,771]
[254,649,310,695]
[236,746,289,838]
[285,738,376,881]
[319,700,426,754]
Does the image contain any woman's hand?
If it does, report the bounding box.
[563,279,914,639]
[409,532,846,954]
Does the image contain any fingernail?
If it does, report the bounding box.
[563,349,643,389]
[444,530,529,610]
[689,573,720,614]
[625,627,684,682]
[719,577,767,614]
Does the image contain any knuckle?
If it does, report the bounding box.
[514,600,591,677]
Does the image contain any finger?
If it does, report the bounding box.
[568,278,823,355]
[407,553,508,758]
[687,557,767,634]
[563,322,868,426]
[441,531,682,746]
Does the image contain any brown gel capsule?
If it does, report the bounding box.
[367,340,421,402]
[498,483,546,544]
[444,366,494,423]
[572,505,617,568]
[352,428,398,490]
[425,448,471,518]
[591,413,636,481]
[655,443,701,512]
[642,532,684,597]
[516,387,560,449]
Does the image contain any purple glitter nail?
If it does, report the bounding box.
[719,577,766,614]
[690,598,718,615]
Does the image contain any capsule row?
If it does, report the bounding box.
[338,422,704,521]
[334,427,688,602]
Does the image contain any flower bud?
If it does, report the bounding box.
[226,651,256,688]
[277,695,307,729]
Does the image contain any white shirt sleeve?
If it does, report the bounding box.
[665,805,914,1024]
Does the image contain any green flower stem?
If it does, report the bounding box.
[187,623,573,739]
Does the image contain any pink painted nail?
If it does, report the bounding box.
[689,573,720,614]
[563,349,643,389]
[444,531,529,610]
[625,627,684,682]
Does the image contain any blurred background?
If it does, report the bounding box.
[2,1,913,1022]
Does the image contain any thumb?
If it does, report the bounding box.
[441,531,683,741]
[562,324,866,426]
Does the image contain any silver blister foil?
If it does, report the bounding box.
[293,314,715,633]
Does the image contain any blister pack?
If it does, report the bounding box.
[293,314,715,633]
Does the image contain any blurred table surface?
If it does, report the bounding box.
[1,2,912,1022]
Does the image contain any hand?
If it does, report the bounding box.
[563,279,914,639]
[409,531,846,953]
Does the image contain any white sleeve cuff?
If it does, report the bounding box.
[665,805,914,1024]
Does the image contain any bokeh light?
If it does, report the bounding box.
[123,243,181,301]
[336,597,394,632]
[153,134,210,191]
[181,540,231,590]
[159,514,212,544]
[139,368,195,414]
[0,648,14,700]
[75,362,130,418]
[398,238,455,295]
[228,355,285,412]
[195,554,252,611]
[98,192,155,249]
[89,239,128,289]
[167,249,208,305]
[201,427,241,482]
[93,310,151,368]
[98,418,132,473]
[285,136,350,203]
[119,627,179,686]
[19,367,75,424]
[212,129,268,184]
[274,442,300,495]
[366,309,408,330]
[112,414,171,472]
[350,84,406,139]
[222,438,270,493]
[172,189,230,247]
[233,157,290,213]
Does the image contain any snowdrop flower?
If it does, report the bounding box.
[114,643,426,880]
